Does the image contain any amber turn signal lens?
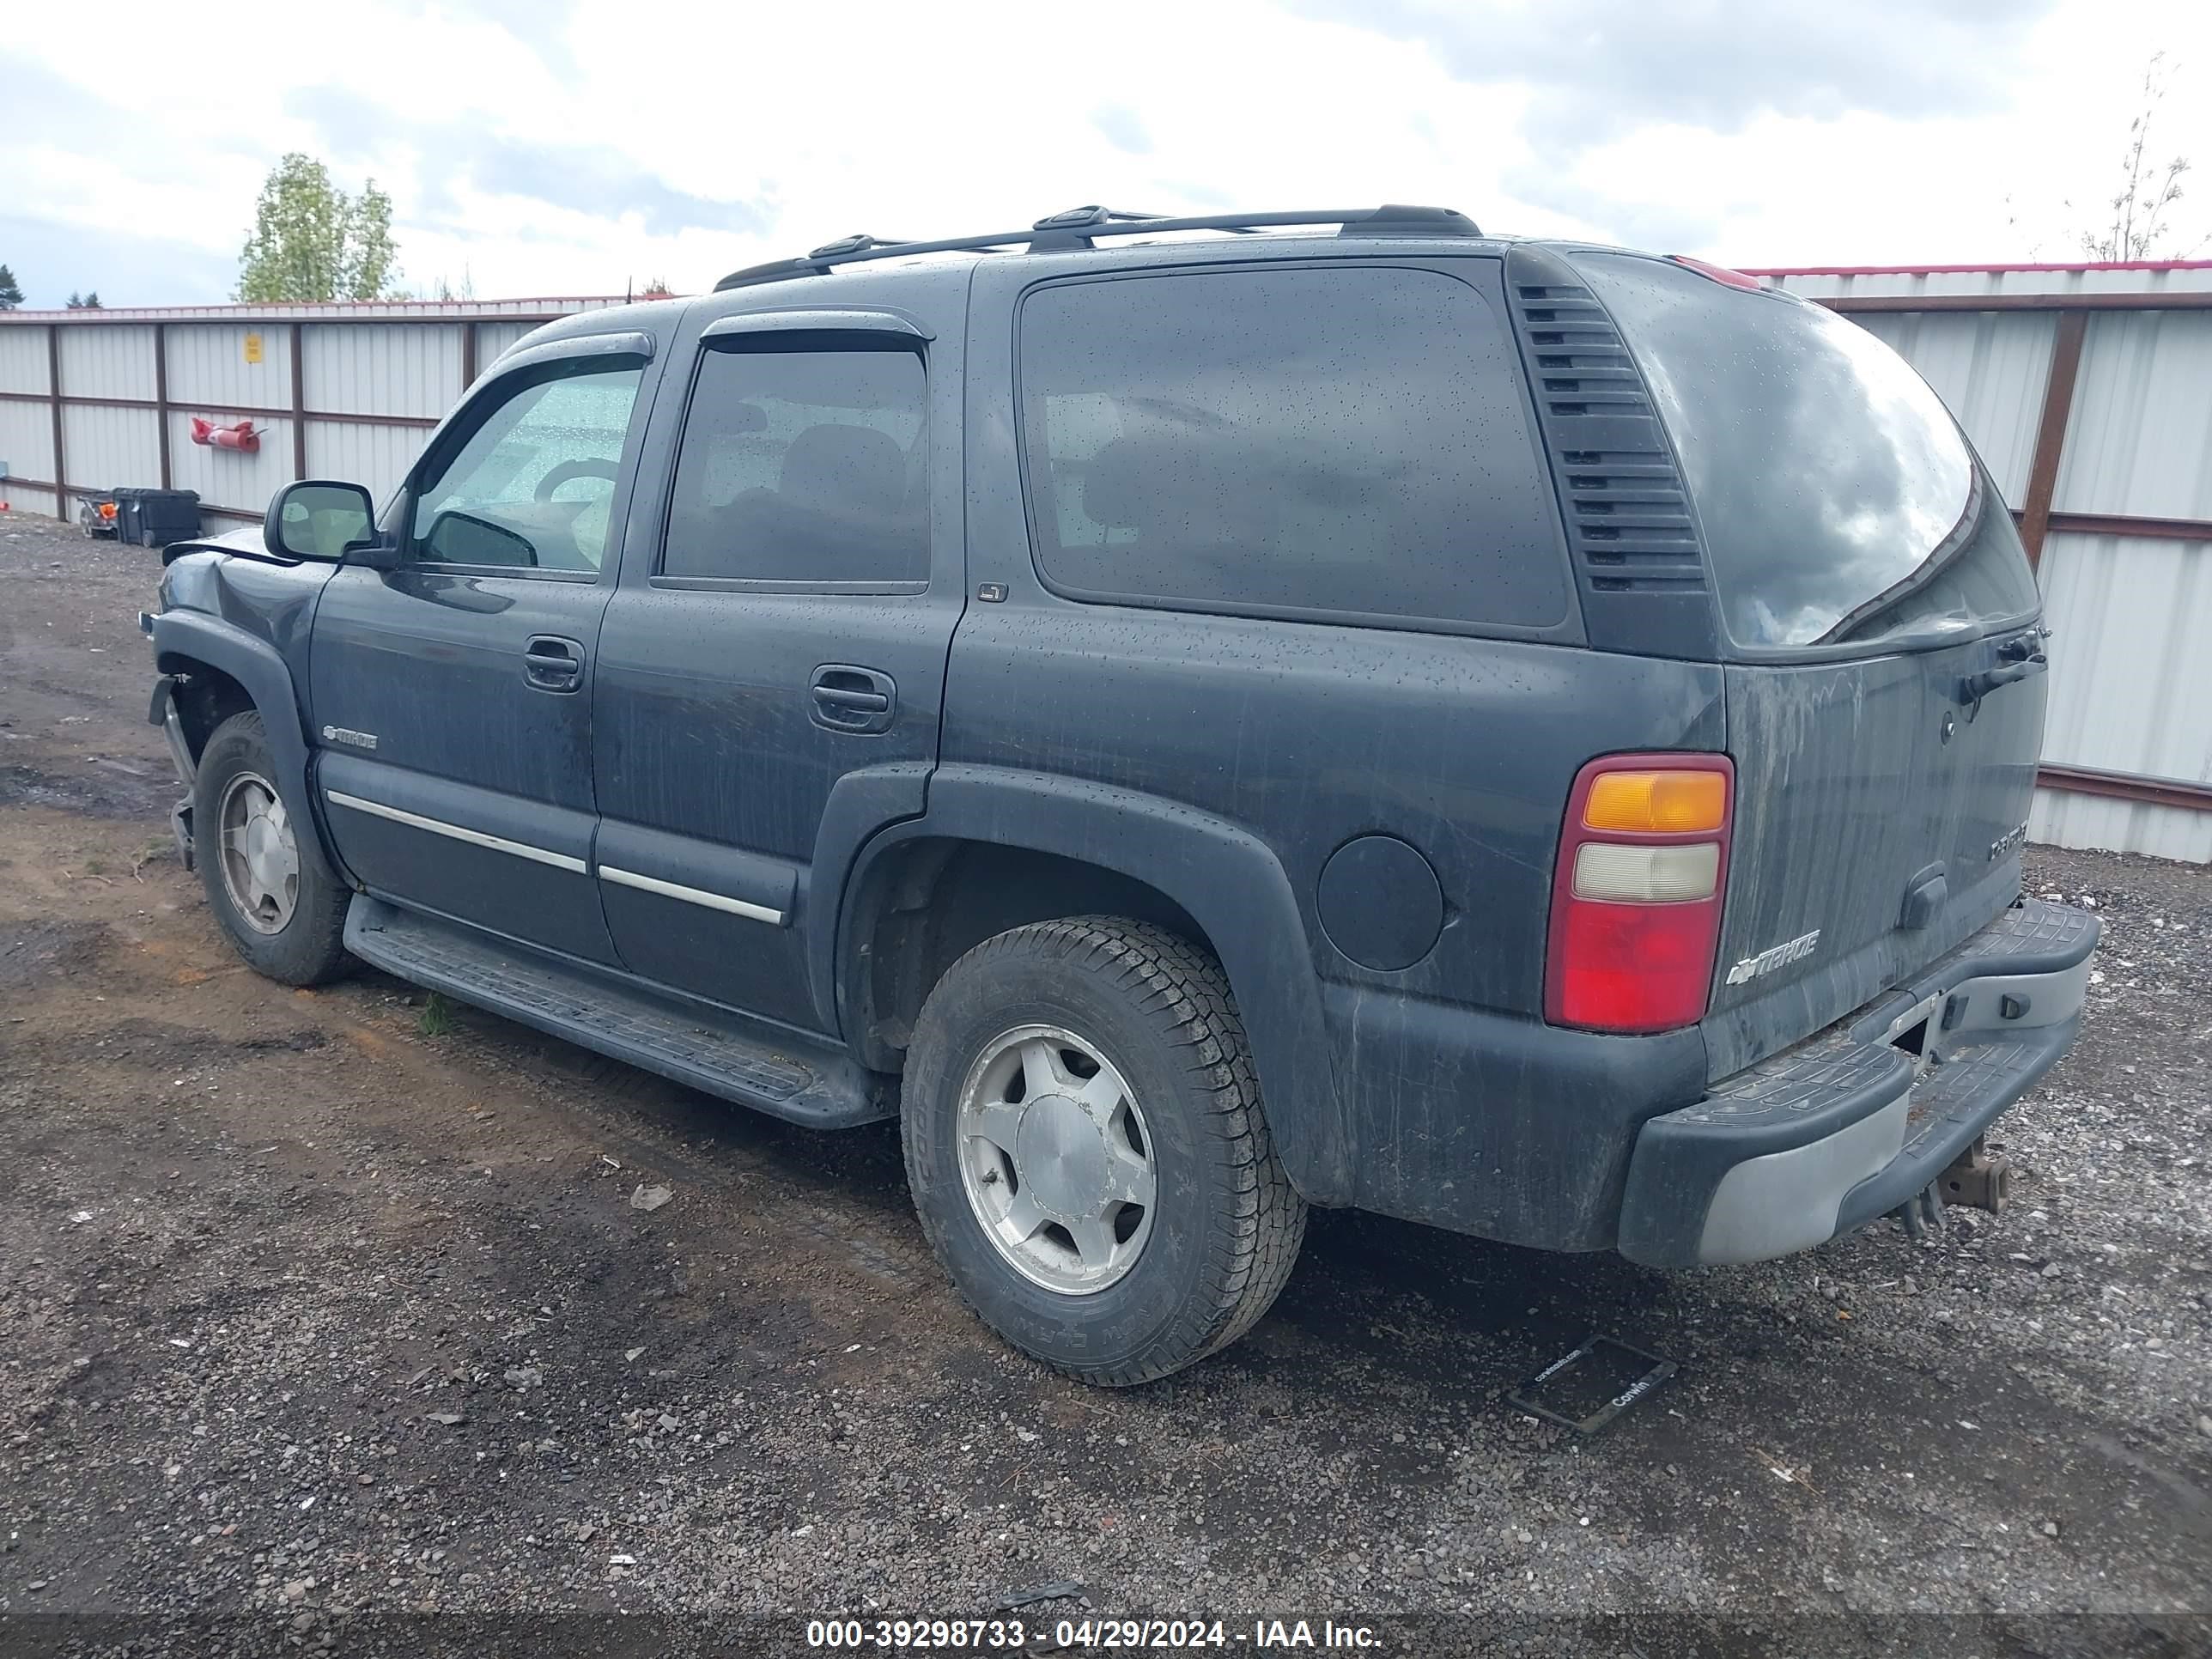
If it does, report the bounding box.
[1583,770,1728,835]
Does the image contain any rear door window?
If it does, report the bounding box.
[1017,264,1571,631]
[663,345,927,585]
[1566,252,2040,651]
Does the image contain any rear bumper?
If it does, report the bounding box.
[1617,898,2100,1267]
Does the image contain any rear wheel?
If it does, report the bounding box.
[902,916,1304,1386]
[195,710,351,986]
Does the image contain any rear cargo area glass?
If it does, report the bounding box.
[1566,252,2039,652]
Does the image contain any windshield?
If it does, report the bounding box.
[1567,251,2039,651]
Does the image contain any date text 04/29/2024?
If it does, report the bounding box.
[804,1619,1382,1650]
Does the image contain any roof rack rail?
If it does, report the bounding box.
[711,204,1481,291]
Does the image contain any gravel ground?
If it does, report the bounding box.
[1,516,2208,1656]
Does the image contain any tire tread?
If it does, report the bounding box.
[196,710,351,988]
[904,915,1305,1386]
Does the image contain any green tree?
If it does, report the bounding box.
[235,154,402,301]
[0,264,22,310]
[66,290,102,309]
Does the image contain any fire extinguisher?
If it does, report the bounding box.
[190,416,261,453]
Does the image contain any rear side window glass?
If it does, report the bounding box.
[1017,266,1570,629]
[1568,252,2039,649]
[664,346,927,583]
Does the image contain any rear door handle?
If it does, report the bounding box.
[525,635,584,692]
[811,665,896,733]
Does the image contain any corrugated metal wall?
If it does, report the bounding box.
[62,402,161,489]
[302,323,463,418]
[0,300,614,528]
[0,402,57,500]
[0,325,55,514]
[1853,311,2054,503]
[165,322,295,410]
[57,324,157,401]
[2057,311,2212,520]
[472,320,538,365]
[305,420,424,508]
[0,328,50,394]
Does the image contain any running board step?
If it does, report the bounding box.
[343,897,890,1127]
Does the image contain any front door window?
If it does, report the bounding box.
[410,362,644,574]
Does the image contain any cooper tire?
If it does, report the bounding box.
[195,710,351,987]
[902,916,1304,1386]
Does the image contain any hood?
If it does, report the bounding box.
[159,522,274,566]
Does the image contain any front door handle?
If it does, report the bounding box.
[811,664,896,733]
[525,635,585,692]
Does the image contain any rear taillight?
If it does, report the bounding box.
[1545,754,1733,1034]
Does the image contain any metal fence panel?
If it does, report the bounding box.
[307,419,430,512]
[1762,266,2212,303]
[166,323,295,411]
[0,327,50,396]
[2037,528,2212,776]
[2030,790,2212,865]
[58,325,157,402]
[302,322,462,418]
[474,320,539,365]
[2,485,59,518]
[60,403,161,490]
[1855,310,2053,505]
[0,401,58,484]
[2055,310,2212,520]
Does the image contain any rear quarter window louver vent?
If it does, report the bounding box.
[1507,275,1706,598]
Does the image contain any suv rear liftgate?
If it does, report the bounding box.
[1528,248,2095,1263]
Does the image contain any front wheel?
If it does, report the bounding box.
[902,917,1305,1386]
[194,710,351,986]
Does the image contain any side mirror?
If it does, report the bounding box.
[422,508,537,568]
[264,480,378,562]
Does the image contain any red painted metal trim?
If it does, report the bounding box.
[2018,311,2087,571]
[289,324,307,480]
[154,322,172,490]
[2,390,179,412]
[46,325,66,511]
[2039,764,2212,812]
[0,389,438,428]
[2045,511,2212,544]
[295,408,441,428]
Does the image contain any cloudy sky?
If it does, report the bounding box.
[3,0,2209,308]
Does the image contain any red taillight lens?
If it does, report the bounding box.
[1545,753,1733,1034]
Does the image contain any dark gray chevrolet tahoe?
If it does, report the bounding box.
[143,205,2099,1384]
